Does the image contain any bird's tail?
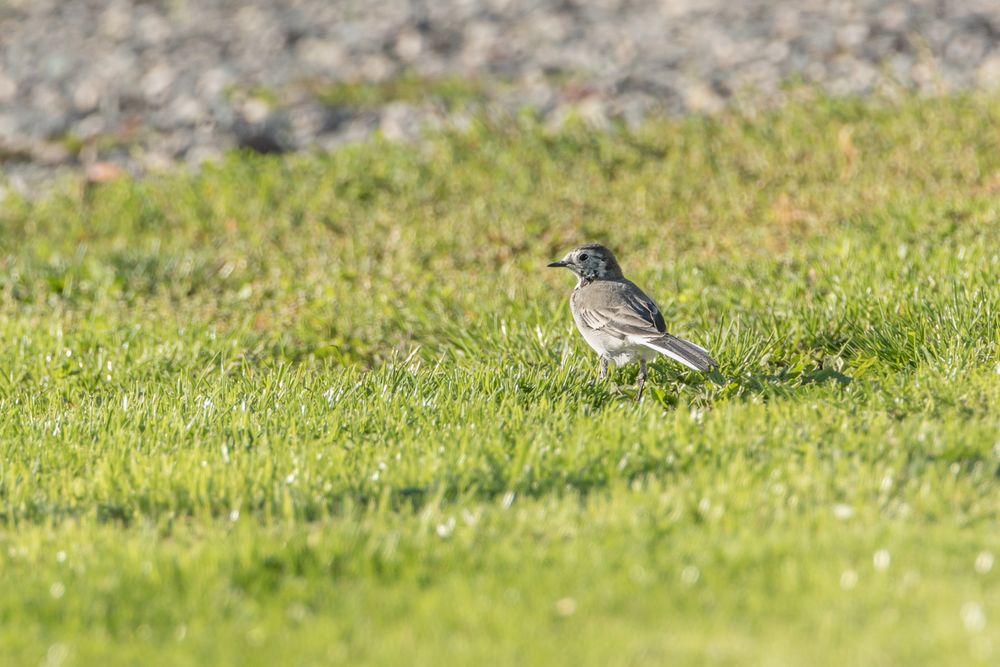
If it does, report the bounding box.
[639,334,718,372]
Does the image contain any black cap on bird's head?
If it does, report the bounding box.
[548,244,624,281]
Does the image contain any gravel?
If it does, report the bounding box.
[3,0,1000,193]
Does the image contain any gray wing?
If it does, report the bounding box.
[577,281,718,371]
[577,282,666,341]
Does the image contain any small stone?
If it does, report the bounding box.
[837,24,870,50]
[395,29,423,62]
[100,1,133,40]
[73,114,105,140]
[360,54,393,82]
[136,12,171,46]
[683,82,723,114]
[978,53,1000,89]
[0,113,19,144]
[888,54,914,85]
[0,73,17,104]
[946,34,989,65]
[380,102,418,141]
[170,95,206,124]
[72,78,103,113]
[197,68,233,97]
[297,38,346,71]
[911,62,937,88]
[32,143,71,166]
[766,41,790,63]
[240,98,271,125]
[30,85,68,133]
[879,4,910,32]
[464,21,497,55]
[142,63,175,102]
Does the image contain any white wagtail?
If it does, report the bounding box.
[548,244,718,400]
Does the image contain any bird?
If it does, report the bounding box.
[548,243,718,400]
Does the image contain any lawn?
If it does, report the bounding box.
[0,91,998,666]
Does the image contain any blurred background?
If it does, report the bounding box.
[3,0,1000,194]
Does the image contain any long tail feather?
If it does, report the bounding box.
[639,334,718,372]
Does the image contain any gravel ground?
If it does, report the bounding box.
[3,0,1000,192]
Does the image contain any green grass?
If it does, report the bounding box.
[1,90,999,666]
[315,72,489,111]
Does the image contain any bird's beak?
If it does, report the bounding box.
[547,260,568,268]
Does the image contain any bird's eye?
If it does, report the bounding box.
[579,253,589,261]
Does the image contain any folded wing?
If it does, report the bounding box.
[577,281,718,372]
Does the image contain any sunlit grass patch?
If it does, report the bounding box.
[0,91,999,666]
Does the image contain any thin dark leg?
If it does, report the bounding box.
[599,357,609,382]
[637,359,648,402]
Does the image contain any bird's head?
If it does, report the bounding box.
[547,244,624,283]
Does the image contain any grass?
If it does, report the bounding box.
[314,71,489,111]
[1,89,999,665]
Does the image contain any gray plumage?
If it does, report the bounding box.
[548,244,718,399]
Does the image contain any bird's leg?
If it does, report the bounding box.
[637,359,648,402]
[596,357,622,394]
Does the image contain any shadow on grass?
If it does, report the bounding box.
[637,363,853,408]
